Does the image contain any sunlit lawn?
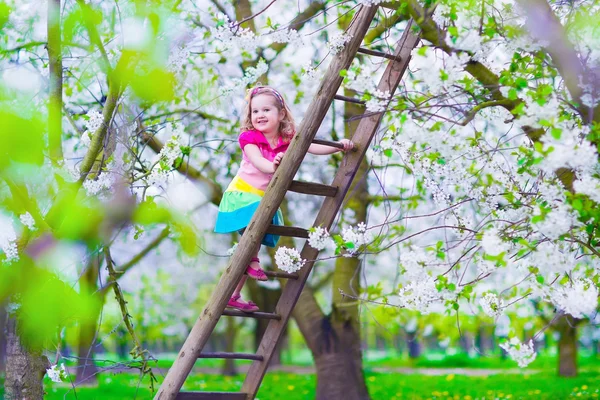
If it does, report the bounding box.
[40,370,600,399]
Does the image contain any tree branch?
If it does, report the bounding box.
[516,0,591,119]
[141,108,228,124]
[104,246,158,389]
[47,0,63,162]
[138,130,223,205]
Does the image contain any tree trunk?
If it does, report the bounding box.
[295,290,369,400]
[5,317,48,400]
[557,315,579,377]
[313,319,369,400]
[406,331,421,359]
[221,315,238,376]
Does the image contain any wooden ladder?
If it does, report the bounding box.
[155,5,419,400]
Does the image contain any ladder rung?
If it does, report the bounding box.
[289,180,338,197]
[222,309,281,320]
[357,47,401,62]
[198,352,263,361]
[264,270,299,280]
[266,225,309,238]
[334,94,365,105]
[311,138,358,152]
[176,392,247,400]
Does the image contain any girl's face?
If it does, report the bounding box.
[250,94,285,135]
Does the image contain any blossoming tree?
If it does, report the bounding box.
[2,0,600,398]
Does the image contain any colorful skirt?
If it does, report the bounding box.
[214,176,283,247]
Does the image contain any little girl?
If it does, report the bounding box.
[215,85,353,312]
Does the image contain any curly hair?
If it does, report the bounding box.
[240,85,296,142]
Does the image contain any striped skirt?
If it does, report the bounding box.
[214,176,283,247]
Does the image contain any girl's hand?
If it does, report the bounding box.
[272,152,284,170]
[339,139,354,152]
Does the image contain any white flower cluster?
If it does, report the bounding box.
[547,278,598,319]
[46,363,66,383]
[0,216,18,264]
[481,228,510,256]
[327,33,352,55]
[269,29,304,47]
[81,110,103,147]
[341,222,372,254]
[480,293,504,318]
[19,212,36,231]
[574,174,600,203]
[365,90,391,113]
[275,246,306,273]
[212,20,258,51]
[397,275,439,314]
[148,132,184,187]
[218,59,269,97]
[169,47,190,73]
[358,0,384,5]
[532,202,580,241]
[308,226,333,251]
[500,338,537,368]
[226,243,238,256]
[301,63,320,82]
[83,164,116,196]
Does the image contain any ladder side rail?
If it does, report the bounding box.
[154,6,379,400]
[241,22,420,399]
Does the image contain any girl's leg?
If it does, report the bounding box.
[232,276,247,298]
[248,245,261,271]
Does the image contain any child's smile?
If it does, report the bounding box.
[250,94,284,135]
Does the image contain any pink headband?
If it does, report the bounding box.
[251,86,285,108]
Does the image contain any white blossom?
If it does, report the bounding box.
[226,243,238,256]
[0,215,18,264]
[327,33,352,55]
[397,275,440,314]
[46,363,66,383]
[269,29,304,46]
[358,0,384,5]
[308,227,333,251]
[301,63,320,82]
[481,228,510,255]
[83,166,116,196]
[84,110,103,134]
[574,174,600,203]
[147,132,184,187]
[19,212,36,231]
[275,247,305,273]
[169,47,190,73]
[211,19,259,51]
[480,293,504,318]
[500,338,537,368]
[218,59,269,97]
[341,222,372,254]
[548,278,599,319]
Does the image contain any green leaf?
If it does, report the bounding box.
[0,1,10,30]
[0,110,45,169]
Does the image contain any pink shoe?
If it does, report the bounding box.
[245,257,268,281]
[227,294,259,312]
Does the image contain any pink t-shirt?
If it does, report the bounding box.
[237,129,290,191]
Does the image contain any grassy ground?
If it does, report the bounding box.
[40,370,600,399]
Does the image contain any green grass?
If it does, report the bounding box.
[366,351,600,371]
[82,350,600,372]
[39,370,600,400]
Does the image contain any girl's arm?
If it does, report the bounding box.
[307,139,354,155]
[244,144,277,173]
